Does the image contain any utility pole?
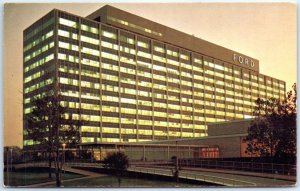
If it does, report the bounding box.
[176,141,178,170]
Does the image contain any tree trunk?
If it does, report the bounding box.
[118,176,121,187]
[55,171,61,187]
[117,171,122,187]
[55,149,62,187]
[118,174,122,187]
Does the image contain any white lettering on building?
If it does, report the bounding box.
[233,54,255,68]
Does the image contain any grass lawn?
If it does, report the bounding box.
[59,176,201,187]
[4,171,84,187]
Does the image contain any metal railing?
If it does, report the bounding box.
[178,159,296,176]
[129,166,256,186]
[12,162,102,170]
[11,159,296,176]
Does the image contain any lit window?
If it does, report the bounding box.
[81,47,99,56]
[120,46,135,54]
[59,18,77,28]
[214,64,224,71]
[167,59,179,66]
[81,137,94,143]
[102,31,117,39]
[167,50,178,57]
[120,36,135,44]
[137,51,151,59]
[58,53,67,60]
[81,35,99,45]
[153,55,166,63]
[102,41,119,50]
[81,58,99,67]
[101,52,119,61]
[107,16,162,37]
[137,60,151,68]
[137,41,149,48]
[81,126,100,133]
[154,46,165,53]
[180,54,189,60]
[58,29,69,38]
[81,24,99,34]
[153,64,166,72]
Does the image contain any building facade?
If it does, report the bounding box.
[23,5,286,147]
[133,119,253,159]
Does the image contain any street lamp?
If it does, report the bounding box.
[9,148,13,174]
[62,143,66,174]
[175,141,179,183]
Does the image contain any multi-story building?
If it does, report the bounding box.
[23,5,286,147]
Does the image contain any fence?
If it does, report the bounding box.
[178,159,296,176]
[10,158,297,177]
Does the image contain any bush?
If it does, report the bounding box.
[103,151,129,187]
[103,151,129,172]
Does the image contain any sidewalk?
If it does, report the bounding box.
[21,166,107,187]
[63,166,101,176]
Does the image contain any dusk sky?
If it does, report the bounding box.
[4,3,296,147]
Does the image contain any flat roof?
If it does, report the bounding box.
[87,5,259,72]
[207,118,253,126]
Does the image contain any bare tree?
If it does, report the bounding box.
[26,93,80,186]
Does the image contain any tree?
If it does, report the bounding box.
[245,83,296,162]
[25,93,80,187]
[103,151,129,186]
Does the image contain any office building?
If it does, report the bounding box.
[23,5,286,147]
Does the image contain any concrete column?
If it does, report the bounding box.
[167,146,170,160]
[143,146,146,162]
